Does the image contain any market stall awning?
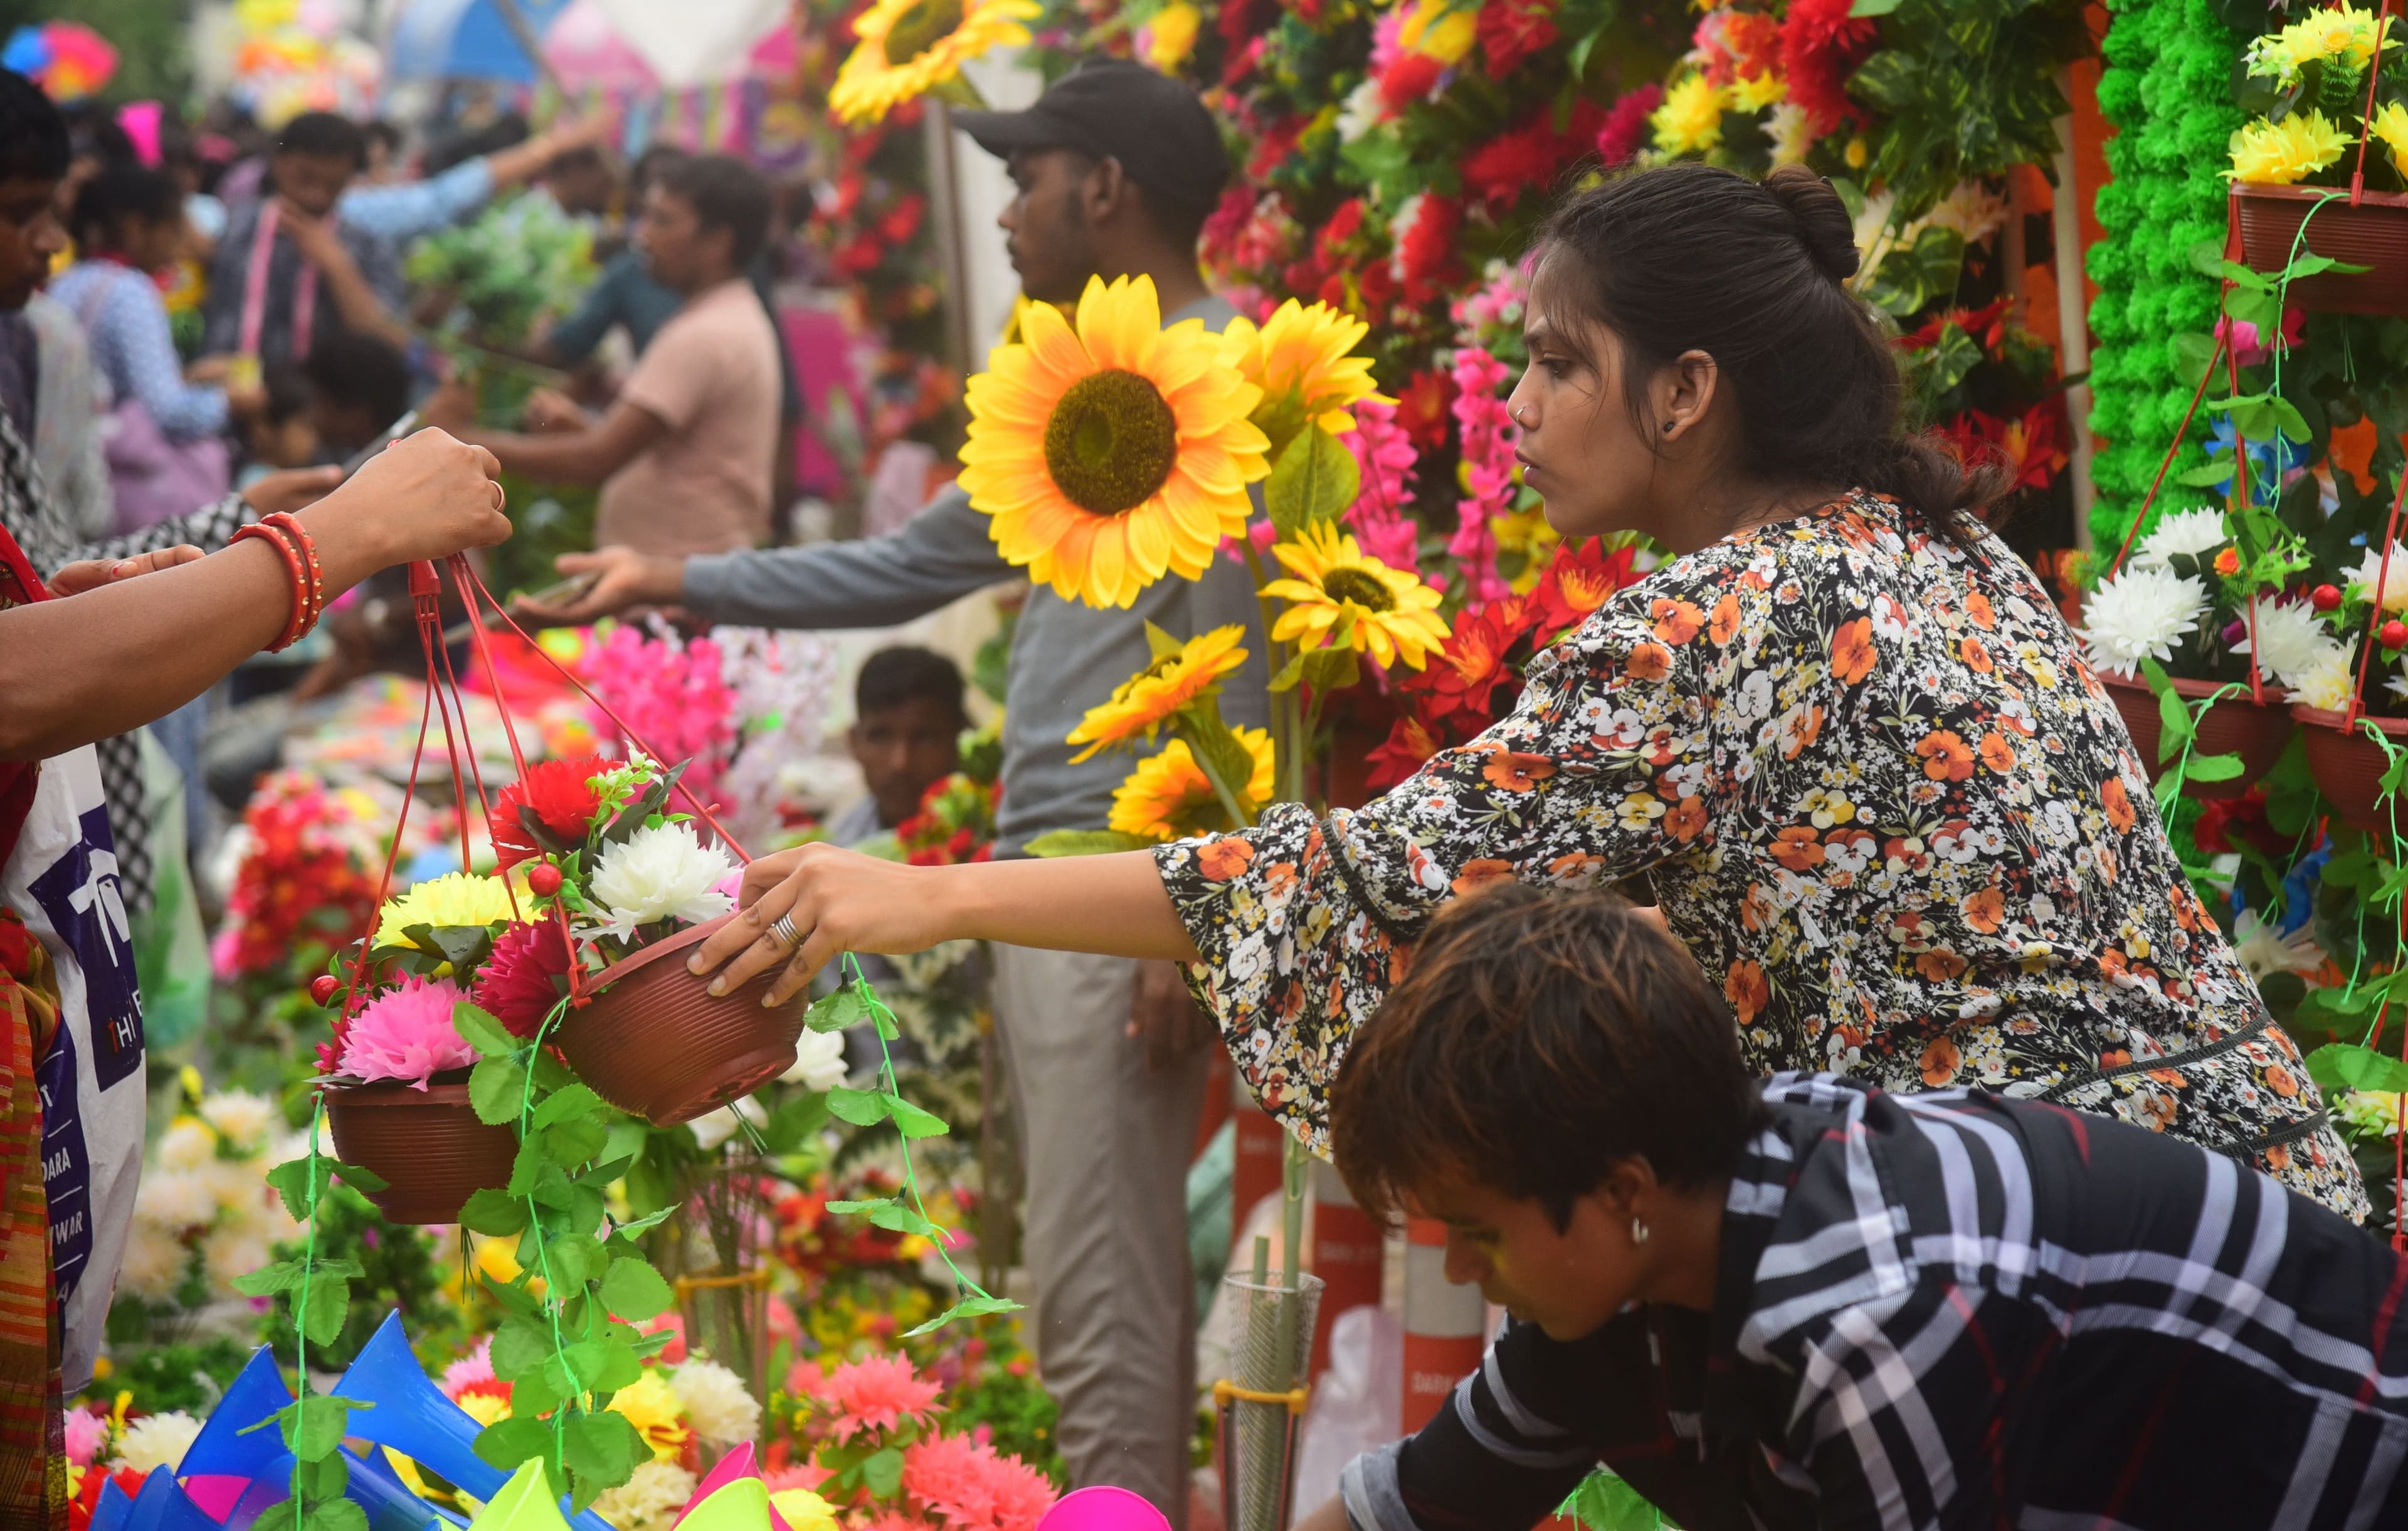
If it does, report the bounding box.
[385,0,572,83]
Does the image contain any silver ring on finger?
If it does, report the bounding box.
[771,912,802,950]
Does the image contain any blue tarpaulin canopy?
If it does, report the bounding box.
[385,0,571,83]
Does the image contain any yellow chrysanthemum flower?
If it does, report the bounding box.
[1141,0,1201,71]
[2374,100,2408,177]
[1652,73,1726,157]
[372,872,515,949]
[829,0,1040,127]
[1728,70,1785,113]
[1110,728,1276,841]
[1218,299,1387,456]
[1066,624,1249,762]
[455,1393,511,1429]
[771,1490,843,1531]
[959,274,1270,609]
[1398,0,1476,64]
[2227,110,2353,186]
[608,1372,696,1463]
[1262,523,1451,670]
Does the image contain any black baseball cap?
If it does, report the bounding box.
[953,60,1229,221]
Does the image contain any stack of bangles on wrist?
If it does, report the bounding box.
[230,510,327,651]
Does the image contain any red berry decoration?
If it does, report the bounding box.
[2312,584,2343,612]
[2380,619,2407,651]
[527,863,564,898]
[309,974,341,1007]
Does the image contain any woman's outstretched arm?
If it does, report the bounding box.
[690,844,1200,1004]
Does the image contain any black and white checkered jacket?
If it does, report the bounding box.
[1344,1073,2408,1531]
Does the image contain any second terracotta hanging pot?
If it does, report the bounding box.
[554,915,806,1127]
[2232,183,2408,313]
[2294,705,2408,833]
[2099,672,2294,800]
[322,1075,517,1225]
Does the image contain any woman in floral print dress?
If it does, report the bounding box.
[695,163,2367,1219]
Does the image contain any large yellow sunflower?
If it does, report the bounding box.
[1218,300,1386,456]
[1066,624,1249,761]
[1111,728,1276,841]
[960,275,1270,610]
[829,0,1040,126]
[1262,523,1450,670]
[2227,110,2353,186]
[372,871,515,949]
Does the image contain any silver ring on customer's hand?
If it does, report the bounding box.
[487,480,507,512]
[771,913,801,951]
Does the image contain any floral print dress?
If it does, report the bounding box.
[1156,490,2368,1219]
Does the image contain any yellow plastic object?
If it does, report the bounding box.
[467,1460,572,1531]
[678,1476,774,1531]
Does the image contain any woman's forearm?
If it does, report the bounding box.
[934,851,1201,962]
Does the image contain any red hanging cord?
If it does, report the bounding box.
[2107,334,2229,580]
[2352,1,2396,208]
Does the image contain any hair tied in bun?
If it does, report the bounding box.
[1761,165,1859,282]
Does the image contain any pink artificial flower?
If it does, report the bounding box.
[799,1354,943,1443]
[902,1433,1059,1531]
[1343,397,1425,577]
[582,624,739,811]
[766,1295,799,1342]
[642,1310,689,1365]
[335,976,477,1089]
[441,1337,495,1399]
[2216,307,2305,369]
[62,1407,107,1468]
[765,1463,838,1495]
[1447,347,1518,608]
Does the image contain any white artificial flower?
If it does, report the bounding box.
[2294,643,2360,711]
[116,1219,190,1303]
[199,1157,260,1216]
[156,1118,216,1172]
[136,1171,219,1232]
[198,1089,278,1153]
[685,1096,766,1152]
[110,1413,203,1476]
[1763,101,1813,166]
[779,1029,849,1092]
[2352,543,2408,613]
[1852,189,1899,281]
[2232,908,2324,982]
[2132,507,2229,571]
[1337,78,1385,143]
[668,1360,761,1446]
[1919,179,2012,248]
[201,1226,272,1289]
[2340,1090,2408,1139]
[2078,566,2210,676]
[588,823,736,941]
[2232,596,2344,689]
[588,1460,697,1531]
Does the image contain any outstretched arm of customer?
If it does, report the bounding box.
[436,392,667,486]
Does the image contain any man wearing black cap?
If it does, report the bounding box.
[520,61,1265,1523]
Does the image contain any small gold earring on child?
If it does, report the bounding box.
[1630,1217,1650,1245]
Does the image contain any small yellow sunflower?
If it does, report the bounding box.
[1397,0,1477,63]
[1262,523,1450,670]
[1652,73,1726,157]
[1066,624,1249,761]
[372,872,515,949]
[959,274,1270,609]
[1111,728,1276,841]
[829,0,1040,127]
[1218,299,1386,457]
[1728,71,1785,113]
[2227,110,2353,186]
[606,1372,695,1463]
[2375,101,2408,177]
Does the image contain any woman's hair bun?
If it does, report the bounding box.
[1761,164,1859,282]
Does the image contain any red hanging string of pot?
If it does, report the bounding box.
[2351,0,2397,208]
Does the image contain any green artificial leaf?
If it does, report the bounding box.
[324,1158,387,1194]
[300,1276,351,1347]
[290,1451,349,1505]
[828,1197,937,1236]
[1142,619,1185,663]
[1023,829,1156,857]
[862,1446,907,1498]
[510,1363,569,1423]
[534,1082,605,1130]
[543,1113,611,1174]
[562,1409,642,1507]
[1264,425,1360,535]
[1558,1468,1663,1531]
[470,1056,528,1126]
[1300,644,1362,695]
[506,1137,550,1199]
[490,1316,554,1382]
[545,1234,607,1290]
[762,1092,832,1154]
[302,1500,371,1531]
[474,1415,557,1476]
[265,1158,326,1223]
[2185,751,2247,782]
[2307,1041,2408,1096]
[564,1337,643,1395]
[903,1293,1023,1337]
[805,984,872,1033]
[232,1260,307,1298]
[1849,0,1901,12]
[421,925,499,971]
[283,1393,372,1462]
[610,1203,679,1242]
[886,1095,951,1140]
[460,1188,530,1236]
[825,1086,892,1127]
[599,1256,675,1321]
[478,1273,542,1317]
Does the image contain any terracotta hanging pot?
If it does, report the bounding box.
[554,915,805,1127]
[2099,671,2294,800]
[2232,183,2408,313]
[322,1075,517,1225]
[2294,705,2408,833]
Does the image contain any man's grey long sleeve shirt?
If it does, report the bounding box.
[683,295,1270,856]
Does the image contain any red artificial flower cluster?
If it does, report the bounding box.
[1462,100,1608,215]
[474,915,575,1037]
[1369,540,1645,791]
[1779,0,1880,136]
[1395,368,1459,451]
[1595,83,1664,167]
[1393,192,1464,307]
[1934,400,2069,495]
[1898,297,2012,354]
[1476,0,1559,78]
[774,1174,916,1275]
[894,774,998,868]
[488,754,607,869]
[217,776,380,979]
[1696,8,1781,86]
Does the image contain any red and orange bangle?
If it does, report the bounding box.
[260,512,324,623]
[232,515,325,651]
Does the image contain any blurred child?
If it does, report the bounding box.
[301,329,413,460]
[236,362,316,485]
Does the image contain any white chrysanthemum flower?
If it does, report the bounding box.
[116,1219,190,1303]
[1337,79,1385,144]
[2132,507,2229,570]
[2232,908,2324,982]
[1763,101,1813,166]
[2352,543,2408,613]
[588,1460,697,1531]
[110,1412,203,1476]
[668,1359,761,1445]
[2078,566,2209,676]
[2232,596,2343,689]
[199,1157,261,1216]
[201,1226,272,1289]
[588,823,736,942]
[198,1089,278,1153]
[1920,179,2012,248]
[685,1096,766,1152]
[156,1117,216,1172]
[779,1029,849,1092]
[136,1171,218,1232]
[2294,643,2360,711]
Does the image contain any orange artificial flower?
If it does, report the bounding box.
[2214,547,2242,577]
[1915,730,1975,782]
[1651,597,1705,644]
[1831,617,1877,685]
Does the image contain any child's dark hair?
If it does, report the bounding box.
[1531,162,2007,543]
[276,110,368,169]
[856,646,966,724]
[70,166,181,253]
[304,331,413,430]
[257,362,313,428]
[1330,885,1765,1230]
